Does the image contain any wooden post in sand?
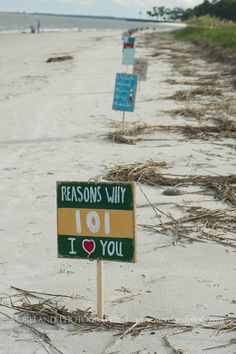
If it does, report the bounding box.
[138,77,141,92]
[122,111,126,130]
[96,176,104,319]
[97,259,104,319]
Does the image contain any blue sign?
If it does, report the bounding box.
[122,48,135,65]
[112,73,138,112]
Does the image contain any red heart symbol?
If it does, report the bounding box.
[82,239,96,255]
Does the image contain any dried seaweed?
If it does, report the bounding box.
[167,99,233,121]
[140,206,236,249]
[46,55,73,63]
[167,86,222,101]
[105,161,167,185]
[107,132,136,145]
[1,293,192,333]
[152,120,236,140]
[106,123,159,144]
[1,288,236,354]
[105,162,235,187]
[104,162,236,205]
[107,117,235,144]
[163,78,227,87]
[118,123,153,136]
[170,106,208,119]
[106,122,157,144]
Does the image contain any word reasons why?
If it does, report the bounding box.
[57,182,136,262]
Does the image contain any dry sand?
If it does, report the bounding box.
[0,29,235,353]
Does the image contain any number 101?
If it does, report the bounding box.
[76,210,110,235]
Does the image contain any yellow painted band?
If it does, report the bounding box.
[57,208,135,239]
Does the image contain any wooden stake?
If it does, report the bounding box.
[97,259,104,319]
[122,111,125,130]
[138,78,141,91]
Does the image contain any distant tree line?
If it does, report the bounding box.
[147,6,184,22]
[147,0,236,22]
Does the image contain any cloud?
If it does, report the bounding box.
[58,0,94,4]
[112,0,202,9]
[112,0,156,7]
[36,0,94,5]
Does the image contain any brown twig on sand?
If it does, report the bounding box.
[141,206,236,248]
[215,319,236,334]
[103,320,144,354]
[164,330,190,354]
[10,286,75,299]
[112,293,141,305]
[203,338,236,351]
[0,309,64,354]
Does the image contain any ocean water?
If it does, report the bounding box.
[0,12,179,33]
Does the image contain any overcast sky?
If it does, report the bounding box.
[0,0,204,18]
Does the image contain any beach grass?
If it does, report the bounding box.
[173,16,236,54]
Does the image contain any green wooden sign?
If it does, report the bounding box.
[57,181,136,263]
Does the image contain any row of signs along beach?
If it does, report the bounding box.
[113,32,148,113]
[57,31,148,263]
[57,30,149,317]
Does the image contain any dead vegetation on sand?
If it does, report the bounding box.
[107,122,155,144]
[141,205,236,249]
[106,118,236,144]
[104,161,236,206]
[166,86,222,101]
[169,105,208,119]
[1,287,236,354]
[163,77,227,88]
[169,101,233,120]
[107,132,137,145]
[0,287,195,354]
[46,55,73,63]
[156,119,236,140]
[105,161,167,184]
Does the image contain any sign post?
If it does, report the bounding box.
[97,259,104,318]
[122,111,125,130]
[57,181,136,318]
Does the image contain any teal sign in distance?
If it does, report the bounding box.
[112,73,138,112]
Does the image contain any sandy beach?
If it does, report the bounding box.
[0,29,235,354]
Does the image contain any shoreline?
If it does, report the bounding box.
[0,22,185,35]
